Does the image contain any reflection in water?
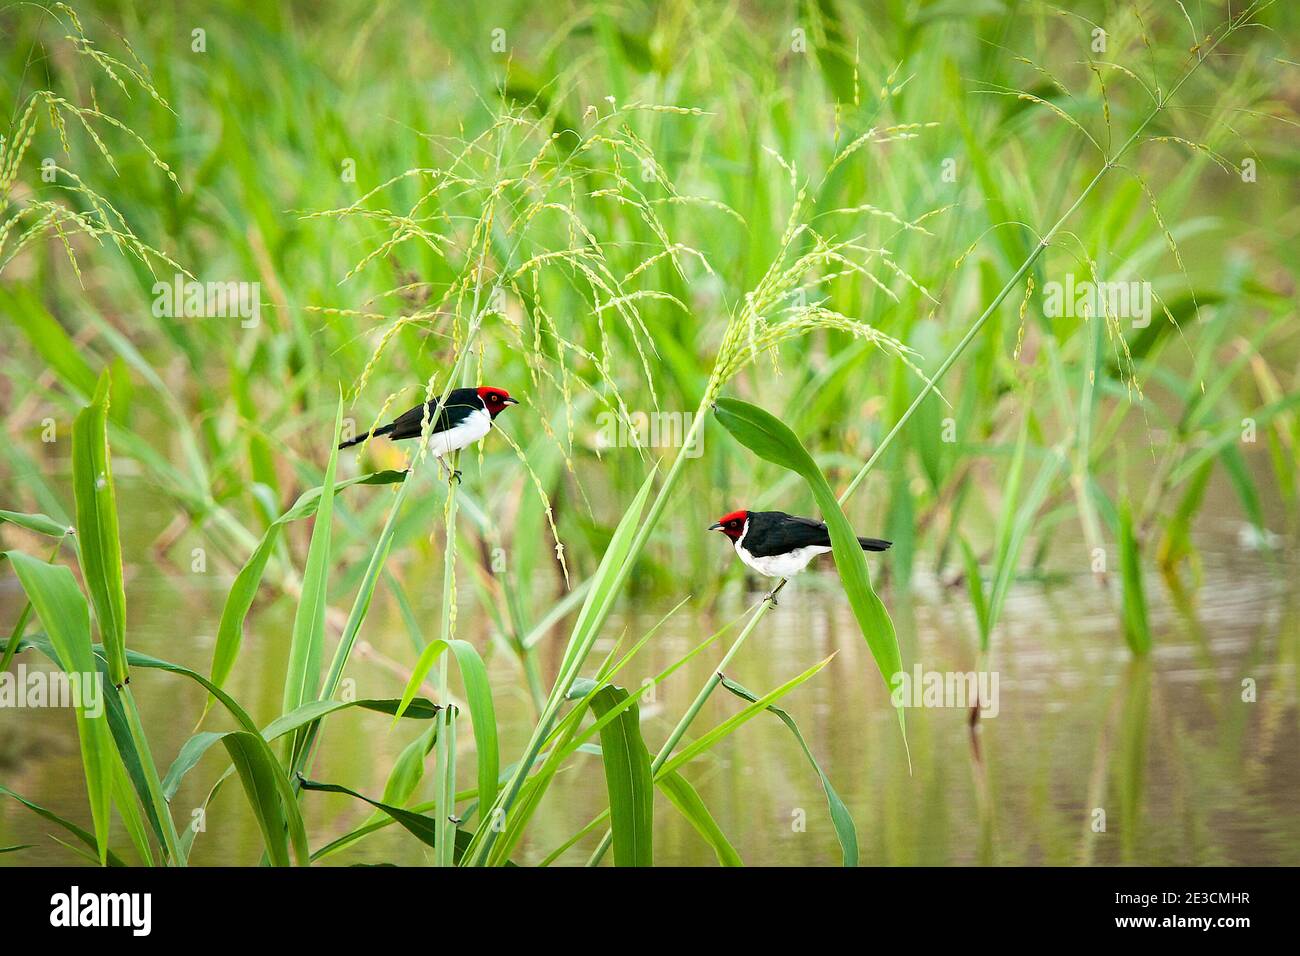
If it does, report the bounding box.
[0,536,1295,866]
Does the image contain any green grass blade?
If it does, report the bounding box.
[111,758,155,866]
[658,654,836,778]
[392,638,499,819]
[589,686,653,867]
[959,537,990,652]
[0,509,74,538]
[713,397,906,753]
[280,399,343,758]
[70,373,184,863]
[5,288,98,397]
[658,771,742,867]
[222,732,294,867]
[297,777,488,863]
[1118,503,1153,656]
[71,370,128,688]
[2,551,115,864]
[6,629,319,861]
[719,674,858,866]
[0,784,126,867]
[987,446,1067,634]
[162,698,437,804]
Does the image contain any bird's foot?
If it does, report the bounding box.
[764,589,780,607]
[449,469,463,484]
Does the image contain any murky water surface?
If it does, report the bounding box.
[1,508,1296,866]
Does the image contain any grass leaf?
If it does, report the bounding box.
[713,397,907,752]
[657,771,743,867]
[719,674,858,866]
[71,370,127,687]
[589,685,654,866]
[1118,503,1153,656]
[0,552,114,864]
[280,399,342,760]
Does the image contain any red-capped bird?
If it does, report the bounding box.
[340,386,519,478]
[708,509,890,602]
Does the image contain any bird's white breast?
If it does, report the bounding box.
[733,524,830,578]
[430,406,491,458]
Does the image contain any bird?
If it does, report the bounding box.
[339,386,519,479]
[708,509,891,603]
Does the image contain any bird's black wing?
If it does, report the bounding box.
[387,390,482,441]
[744,512,831,556]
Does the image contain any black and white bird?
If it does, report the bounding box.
[339,386,519,475]
[709,509,891,584]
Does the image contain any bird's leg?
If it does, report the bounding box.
[436,455,461,484]
[764,578,788,607]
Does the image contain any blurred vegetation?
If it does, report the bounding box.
[0,0,1296,865]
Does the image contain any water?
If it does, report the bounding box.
[1,515,1296,866]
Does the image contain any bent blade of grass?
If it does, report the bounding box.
[357,724,437,831]
[713,397,906,756]
[393,638,498,821]
[298,777,493,863]
[658,653,836,779]
[0,538,60,676]
[589,685,654,867]
[719,674,858,866]
[223,731,308,867]
[2,552,114,865]
[0,784,126,867]
[10,631,264,734]
[0,509,74,538]
[163,697,437,804]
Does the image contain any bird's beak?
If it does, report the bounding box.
[707,522,723,532]
[503,397,520,406]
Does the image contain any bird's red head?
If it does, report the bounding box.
[477,386,520,419]
[708,509,749,540]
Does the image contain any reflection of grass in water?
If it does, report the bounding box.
[1,0,1297,866]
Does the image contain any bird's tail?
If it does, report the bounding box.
[338,423,394,449]
[857,536,892,552]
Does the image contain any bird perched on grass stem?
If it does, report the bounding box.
[339,386,518,480]
[708,509,890,604]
